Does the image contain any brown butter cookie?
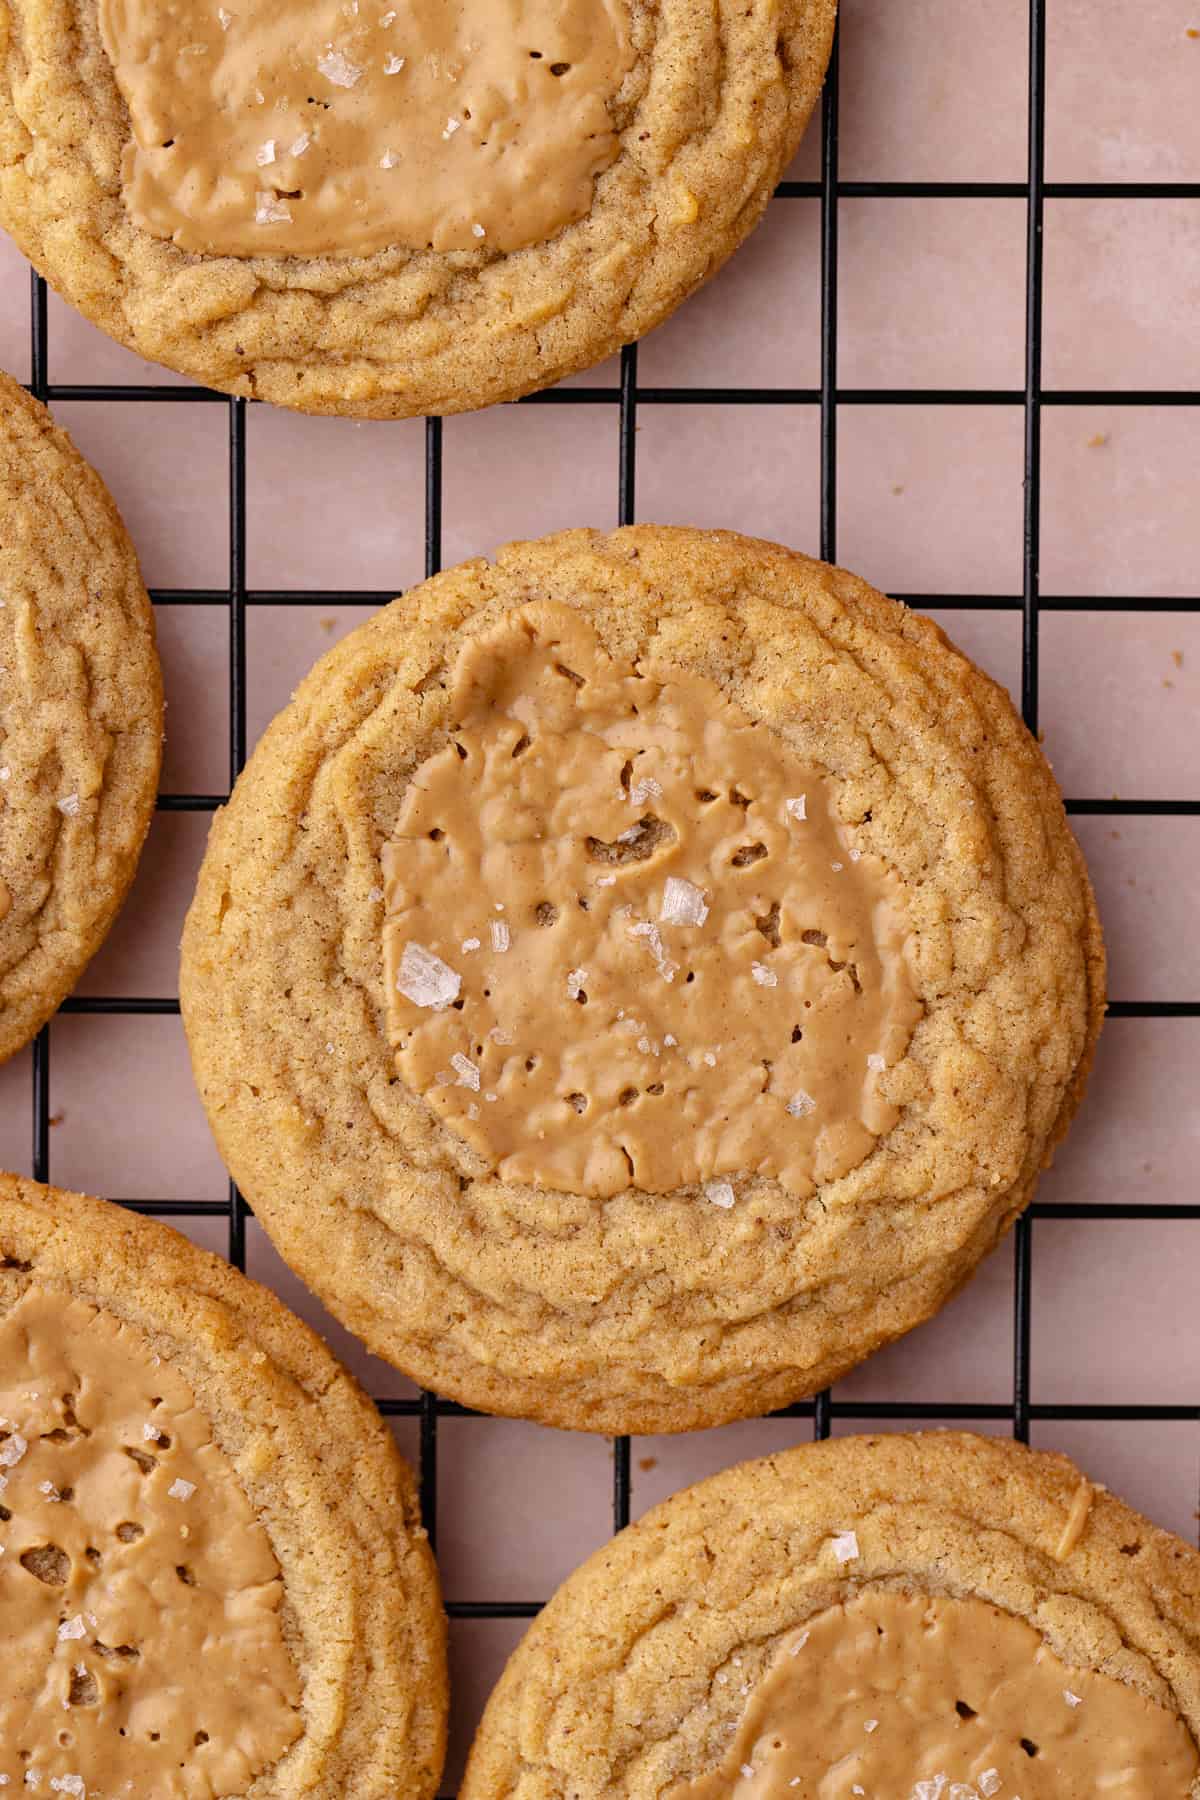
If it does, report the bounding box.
[0,1173,447,1799]
[0,0,835,415]
[460,1433,1200,1797]
[0,371,161,1063]
[180,527,1105,1435]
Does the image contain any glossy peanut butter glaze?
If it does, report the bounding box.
[670,1588,1199,1800]
[382,603,921,1199]
[99,0,633,257]
[0,1287,301,1798]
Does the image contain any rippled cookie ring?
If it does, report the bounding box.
[462,1434,1200,1798]
[181,527,1104,1434]
[0,372,162,1064]
[0,0,835,415]
[0,1174,447,1799]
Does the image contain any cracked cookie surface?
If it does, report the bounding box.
[0,0,835,415]
[0,372,161,1063]
[180,526,1105,1435]
[459,1434,1200,1798]
[0,1173,448,1799]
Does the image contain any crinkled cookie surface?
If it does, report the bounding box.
[180,527,1104,1434]
[0,371,161,1062]
[0,0,836,414]
[0,1173,448,1799]
[460,1434,1200,1798]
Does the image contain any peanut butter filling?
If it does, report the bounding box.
[670,1588,1199,1800]
[99,0,633,257]
[0,1287,301,1798]
[383,604,921,1199]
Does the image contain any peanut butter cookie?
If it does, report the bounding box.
[0,372,161,1063]
[461,1433,1200,1798]
[0,1172,447,1799]
[180,527,1105,1435]
[0,0,835,415]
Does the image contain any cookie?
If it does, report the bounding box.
[0,372,162,1063]
[0,1173,447,1797]
[460,1432,1200,1797]
[180,526,1105,1435]
[0,0,834,416]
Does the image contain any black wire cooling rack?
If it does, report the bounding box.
[16,6,1200,1790]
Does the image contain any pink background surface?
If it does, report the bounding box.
[2,1,1199,1789]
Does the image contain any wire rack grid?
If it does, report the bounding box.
[14,4,1200,1792]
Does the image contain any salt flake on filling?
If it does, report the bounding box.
[397,942,461,1009]
[317,47,363,86]
[254,193,292,225]
[659,876,709,928]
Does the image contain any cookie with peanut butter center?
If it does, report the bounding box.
[0,1172,447,1799]
[180,526,1104,1435]
[0,372,162,1064]
[461,1433,1200,1798]
[0,0,834,415]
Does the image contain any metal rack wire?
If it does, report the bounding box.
[18,4,1200,1789]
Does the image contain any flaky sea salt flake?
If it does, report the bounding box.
[629,776,662,806]
[442,116,462,137]
[255,138,276,165]
[471,222,486,238]
[217,6,233,26]
[629,920,677,982]
[830,1529,859,1563]
[168,1478,196,1501]
[57,1617,86,1642]
[379,149,399,168]
[56,794,80,817]
[383,53,405,72]
[788,1630,809,1655]
[864,1719,879,1732]
[785,795,807,822]
[490,919,511,953]
[786,1090,815,1118]
[978,1775,1001,1799]
[1064,1689,1083,1707]
[255,192,292,225]
[0,1432,27,1468]
[703,1179,735,1210]
[912,1778,947,1800]
[461,937,481,953]
[290,132,311,156]
[451,1053,480,1091]
[595,874,616,887]
[49,1781,84,1798]
[659,876,708,928]
[318,47,363,85]
[397,942,461,1008]
[566,968,587,999]
[867,1052,886,1073]
[750,961,777,987]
